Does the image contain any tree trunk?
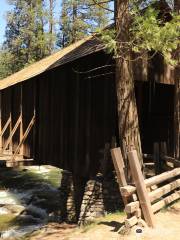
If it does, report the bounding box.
[115,0,143,167]
[174,66,180,160]
[49,0,54,54]
[174,0,180,160]
[72,1,78,43]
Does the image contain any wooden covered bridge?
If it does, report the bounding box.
[0,34,176,177]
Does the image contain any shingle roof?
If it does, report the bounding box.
[0,36,105,90]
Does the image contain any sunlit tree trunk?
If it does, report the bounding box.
[115,0,143,166]
[49,0,54,53]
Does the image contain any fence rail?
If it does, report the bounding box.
[111,147,180,229]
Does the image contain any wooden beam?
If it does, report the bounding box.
[19,84,23,155]
[111,148,127,186]
[127,150,156,228]
[145,168,180,187]
[152,190,180,213]
[125,216,138,228]
[111,147,128,205]
[9,113,12,153]
[9,89,12,153]
[120,185,136,197]
[125,201,139,214]
[3,115,21,151]
[149,179,180,202]
[13,115,35,158]
[0,117,11,137]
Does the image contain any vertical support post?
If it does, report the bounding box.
[20,84,23,156]
[153,142,160,174]
[0,92,2,153]
[33,81,37,160]
[127,150,156,228]
[160,141,167,170]
[9,89,12,154]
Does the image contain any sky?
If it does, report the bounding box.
[0,0,12,45]
[0,0,63,45]
[0,0,114,46]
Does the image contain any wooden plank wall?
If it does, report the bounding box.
[35,52,118,177]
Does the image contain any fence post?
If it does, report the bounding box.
[111,147,128,205]
[127,150,156,228]
[153,142,160,174]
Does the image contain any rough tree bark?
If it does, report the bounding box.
[174,0,180,160]
[49,0,54,54]
[115,0,143,166]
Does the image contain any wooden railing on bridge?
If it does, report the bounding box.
[0,113,35,163]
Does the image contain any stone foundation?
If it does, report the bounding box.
[59,171,123,224]
[78,176,123,224]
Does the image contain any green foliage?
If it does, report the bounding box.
[0,50,15,79]
[58,0,111,47]
[130,7,180,65]
[98,29,117,54]
[0,0,56,78]
[99,3,179,66]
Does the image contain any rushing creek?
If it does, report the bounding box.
[0,165,62,239]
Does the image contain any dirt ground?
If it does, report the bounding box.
[28,201,180,240]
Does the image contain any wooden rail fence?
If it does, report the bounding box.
[111,147,180,229]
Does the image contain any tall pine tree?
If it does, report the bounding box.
[1,0,56,77]
[58,0,111,47]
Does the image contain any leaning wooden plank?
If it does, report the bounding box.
[3,115,21,150]
[128,150,156,228]
[125,216,138,228]
[120,185,136,197]
[152,190,180,213]
[111,148,128,205]
[111,148,127,186]
[149,179,180,202]
[145,168,180,187]
[125,201,139,214]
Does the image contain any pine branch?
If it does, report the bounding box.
[91,0,114,12]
